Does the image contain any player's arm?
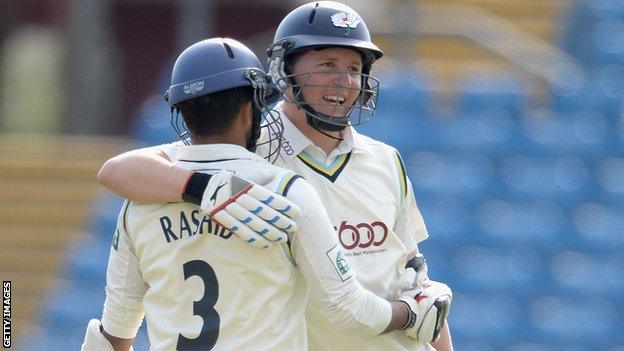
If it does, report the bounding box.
[82,201,146,350]
[285,178,411,335]
[98,146,301,247]
[98,146,188,203]
[431,323,454,351]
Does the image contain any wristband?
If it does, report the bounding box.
[182,172,211,205]
[399,300,416,330]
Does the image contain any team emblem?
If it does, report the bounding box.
[183,80,205,95]
[331,12,360,36]
[326,245,353,281]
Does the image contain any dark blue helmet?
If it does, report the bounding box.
[165,38,283,162]
[268,1,382,75]
[166,37,266,106]
[266,1,383,131]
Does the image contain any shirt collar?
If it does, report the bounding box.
[174,143,267,163]
[276,103,314,160]
[276,102,374,160]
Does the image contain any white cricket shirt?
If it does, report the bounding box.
[101,144,393,350]
[268,103,434,351]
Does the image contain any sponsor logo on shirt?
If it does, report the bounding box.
[326,245,353,281]
[334,220,388,255]
[281,139,295,155]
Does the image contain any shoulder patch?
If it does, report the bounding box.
[112,229,120,250]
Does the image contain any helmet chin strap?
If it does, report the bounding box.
[300,104,346,141]
[291,86,347,141]
[246,106,263,152]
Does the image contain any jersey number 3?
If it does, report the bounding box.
[177,260,220,351]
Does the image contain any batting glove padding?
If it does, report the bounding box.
[399,281,452,343]
[201,171,301,249]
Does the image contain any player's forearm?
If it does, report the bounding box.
[384,301,411,333]
[101,327,134,351]
[431,322,453,351]
[98,151,190,203]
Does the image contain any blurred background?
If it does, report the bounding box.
[0,0,622,350]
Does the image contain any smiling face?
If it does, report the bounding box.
[288,47,363,118]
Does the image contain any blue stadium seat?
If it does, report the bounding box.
[551,69,624,118]
[561,0,624,64]
[474,199,569,249]
[449,292,526,342]
[449,245,545,294]
[38,280,105,330]
[355,111,434,156]
[416,197,476,247]
[519,109,613,157]
[131,94,180,146]
[587,21,624,65]
[572,202,624,250]
[414,241,454,283]
[506,342,592,351]
[595,156,624,203]
[405,151,498,199]
[62,234,110,283]
[526,294,620,344]
[549,250,624,296]
[376,69,433,116]
[425,109,522,155]
[583,0,624,21]
[22,328,86,351]
[497,154,592,201]
[457,74,527,117]
[85,192,125,241]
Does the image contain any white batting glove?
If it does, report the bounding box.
[201,170,301,249]
[81,319,134,351]
[401,253,431,291]
[399,281,452,343]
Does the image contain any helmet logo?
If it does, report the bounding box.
[183,80,205,95]
[331,12,360,36]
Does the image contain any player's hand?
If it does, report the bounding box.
[399,281,452,343]
[202,170,301,249]
[399,253,431,293]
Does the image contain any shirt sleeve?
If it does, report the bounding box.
[286,179,392,335]
[101,200,147,339]
[394,177,429,250]
[154,141,184,162]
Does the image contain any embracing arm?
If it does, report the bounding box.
[98,147,191,203]
[287,179,410,335]
[431,323,453,351]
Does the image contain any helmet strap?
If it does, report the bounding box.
[246,104,263,152]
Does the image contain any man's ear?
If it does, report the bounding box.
[237,101,253,128]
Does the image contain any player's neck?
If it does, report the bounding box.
[283,103,342,155]
[189,132,246,148]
